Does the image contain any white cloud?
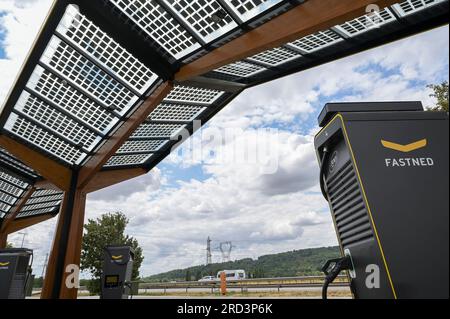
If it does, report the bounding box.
[0,0,53,109]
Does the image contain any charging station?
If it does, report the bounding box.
[0,248,33,299]
[101,246,134,299]
[315,102,449,299]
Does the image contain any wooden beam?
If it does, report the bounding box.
[5,212,57,235]
[77,82,173,191]
[0,232,6,249]
[0,186,35,234]
[175,0,400,81]
[0,135,71,191]
[84,168,147,193]
[41,193,68,299]
[59,189,86,299]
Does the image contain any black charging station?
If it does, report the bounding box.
[101,245,134,299]
[0,248,33,299]
[315,102,449,299]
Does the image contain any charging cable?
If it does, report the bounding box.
[321,256,352,300]
[319,146,330,200]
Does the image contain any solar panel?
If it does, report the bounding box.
[163,0,237,43]
[16,207,59,219]
[334,8,396,37]
[105,154,153,167]
[0,202,11,213]
[0,171,28,189]
[0,191,17,206]
[0,180,25,198]
[247,46,301,67]
[5,113,86,165]
[131,123,186,139]
[32,189,62,197]
[149,103,206,122]
[288,29,343,54]
[11,188,63,219]
[41,37,138,115]
[214,60,266,77]
[221,0,284,22]
[27,66,118,134]
[108,0,201,59]
[26,194,63,205]
[392,0,447,16]
[117,140,167,154]
[21,200,62,212]
[0,148,39,179]
[14,92,101,151]
[56,5,158,95]
[165,86,224,105]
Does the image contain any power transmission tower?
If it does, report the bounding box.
[206,237,212,265]
[219,241,233,263]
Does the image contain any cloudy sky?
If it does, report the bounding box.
[1,0,448,278]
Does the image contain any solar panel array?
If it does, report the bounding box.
[392,0,447,16]
[15,189,64,219]
[0,147,38,180]
[0,0,447,175]
[0,148,61,223]
[0,169,29,219]
[3,4,159,166]
[1,1,304,171]
[105,84,226,167]
[106,0,294,60]
[208,0,446,81]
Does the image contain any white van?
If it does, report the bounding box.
[216,270,246,281]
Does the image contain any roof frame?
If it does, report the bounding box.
[77,81,173,190]
[0,135,71,191]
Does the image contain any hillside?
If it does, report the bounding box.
[144,246,340,282]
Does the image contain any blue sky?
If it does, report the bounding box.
[1,1,449,277]
[0,12,6,58]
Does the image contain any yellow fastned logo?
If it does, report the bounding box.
[0,262,10,267]
[381,139,427,153]
[112,255,123,260]
[381,139,434,168]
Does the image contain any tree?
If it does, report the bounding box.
[185,270,191,282]
[428,81,449,112]
[6,242,13,248]
[81,212,144,295]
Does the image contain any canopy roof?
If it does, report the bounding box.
[0,0,448,228]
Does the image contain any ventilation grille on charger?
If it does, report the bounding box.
[326,160,374,247]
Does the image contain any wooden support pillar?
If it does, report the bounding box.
[41,172,87,299]
[0,232,7,249]
[41,195,68,299]
[59,188,86,299]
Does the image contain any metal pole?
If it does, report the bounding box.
[41,253,49,278]
[18,231,27,248]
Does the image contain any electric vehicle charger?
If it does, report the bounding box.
[316,102,449,299]
[101,246,134,299]
[0,248,33,299]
